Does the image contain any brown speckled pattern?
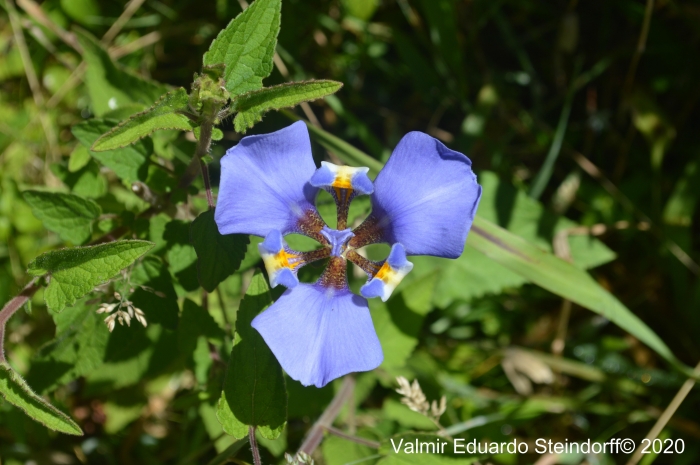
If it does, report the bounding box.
[318,256,348,289]
[348,214,384,249]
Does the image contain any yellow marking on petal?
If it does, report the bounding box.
[274,250,302,270]
[375,262,399,285]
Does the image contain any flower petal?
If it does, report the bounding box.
[360,243,413,302]
[357,132,482,258]
[310,162,374,195]
[258,230,301,288]
[251,284,383,388]
[215,121,320,237]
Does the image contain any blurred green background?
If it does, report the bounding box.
[1,0,700,464]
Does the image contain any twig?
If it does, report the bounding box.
[111,31,162,58]
[625,360,700,465]
[325,426,380,449]
[297,376,356,457]
[102,0,148,44]
[571,151,700,275]
[0,278,41,363]
[16,0,81,52]
[620,0,655,109]
[248,427,262,465]
[7,0,60,164]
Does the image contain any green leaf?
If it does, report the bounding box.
[72,119,152,183]
[22,191,101,244]
[217,271,287,439]
[27,301,110,393]
[191,210,250,292]
[178,299,225,358]
[27,240,154,312]
[203,0,281,96]
[468,216,686,371]
[91,88,194,151]
[0,362,83,435]
[129,256,180,330]
[233,80,343,132]
[75,29,169,117]
[68,144,91,172]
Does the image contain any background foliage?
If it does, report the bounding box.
[1,0,700,464]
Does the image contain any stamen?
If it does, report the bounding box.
[357,243,414,302]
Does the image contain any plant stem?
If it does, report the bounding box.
[248,427,262,465]
[325,426,380,449]
[625,360,700,465]
[0,278,41,363]
[297,376,355,457]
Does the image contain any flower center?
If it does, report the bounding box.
[320,226,355,257]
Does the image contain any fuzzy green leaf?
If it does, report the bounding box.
[27,240,154,313]
[0,362,83,436]
[203,0,281,96]
[233,80,343,132]
[72,119,152,183]
[76,29,169,117]
[91,88,193,151]
[22,191,101,244]
[190,210,250,292]
[217,271,287,439]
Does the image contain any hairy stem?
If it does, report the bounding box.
[0,278,41,363]
[297,376,355,457]
[249,426,262,465]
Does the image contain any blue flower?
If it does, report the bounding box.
[215,121,482,387]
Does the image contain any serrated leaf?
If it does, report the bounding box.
[191,210,250,292]
[27,240,154,313]
[232,80,343,132]
[72,119,152,183]
[91,88,194,151]
[0,362,83,436]
[76,29,169,117]
[217,271,287,439]
[203,0,281,96]
[22,191,101,244]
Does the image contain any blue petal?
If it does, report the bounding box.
[320,226,354,257]
[360,243,413,302]
[369,132,482,258]
[251,284,383,387]
[309,162,374,195]
[215,121,319,237]
[258,230,300,289]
